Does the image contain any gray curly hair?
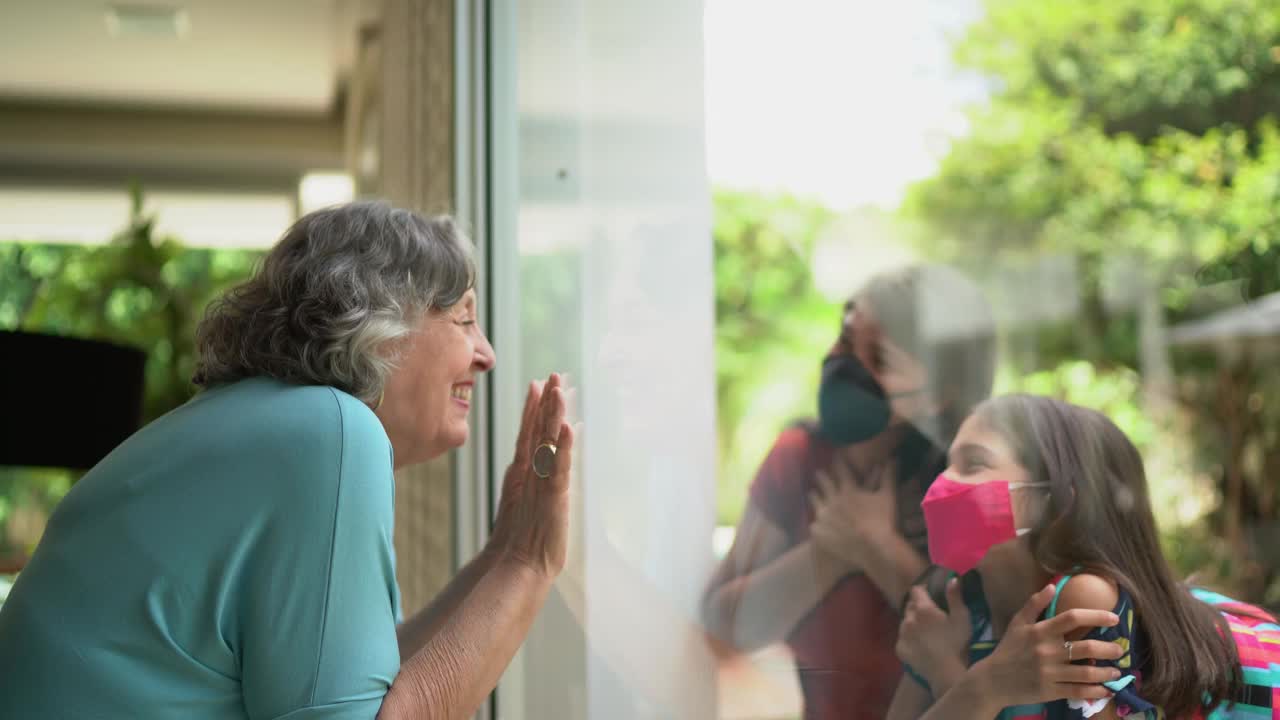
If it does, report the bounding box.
[193,200,475,403]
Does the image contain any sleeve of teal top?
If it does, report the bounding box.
[240,390,402,720]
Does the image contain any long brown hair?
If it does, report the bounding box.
[975,394,1240,718]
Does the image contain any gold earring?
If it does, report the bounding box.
[372,388,385,411]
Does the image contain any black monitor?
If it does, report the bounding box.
[0,330,146,470]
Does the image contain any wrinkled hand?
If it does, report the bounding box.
[808,456,896,572]
[896,579,970,695]
[488,373,576,579]
[973,584,1126,709]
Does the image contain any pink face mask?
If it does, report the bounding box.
[921,474,1049,575]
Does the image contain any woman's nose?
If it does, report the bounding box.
[474,329,497,372]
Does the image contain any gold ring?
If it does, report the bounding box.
[532,442,558,478]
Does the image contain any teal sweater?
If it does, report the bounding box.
[0,378,402,719]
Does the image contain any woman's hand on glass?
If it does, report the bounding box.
[488,373,576,579]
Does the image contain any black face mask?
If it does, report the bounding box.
[817,354,892,445]
[818,352,932,446]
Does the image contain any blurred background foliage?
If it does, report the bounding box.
[714,0,1280,607]
[0,187,262,564]
[713,190,838,524]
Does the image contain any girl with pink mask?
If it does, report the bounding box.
[889,394,1280,720]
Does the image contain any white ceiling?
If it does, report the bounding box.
[0,0,379,115]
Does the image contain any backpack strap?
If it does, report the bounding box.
[1046,573,1075,619]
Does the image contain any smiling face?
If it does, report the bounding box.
[945,414,1031,490]
[376,289,495,468]
[943,413,1048,567]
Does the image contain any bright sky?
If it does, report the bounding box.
[703,0,988,211]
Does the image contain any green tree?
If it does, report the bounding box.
[713,189,839,523]
[906,0,1280,602]
[910,0,1280,313]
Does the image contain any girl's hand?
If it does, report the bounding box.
[972,584,1126,710]
[896,578,970,695]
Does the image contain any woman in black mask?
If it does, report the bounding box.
[702,264,996,720]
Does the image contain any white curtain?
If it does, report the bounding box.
[489,1,718,718]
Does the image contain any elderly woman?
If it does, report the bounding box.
[0,201,574,719]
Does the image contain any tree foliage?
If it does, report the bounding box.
[910,0,1280,304]
[713,189,839,522]
[907,0,1280,601]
